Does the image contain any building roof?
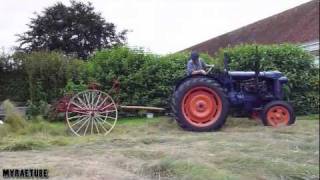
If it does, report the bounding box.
[184,0,319,56]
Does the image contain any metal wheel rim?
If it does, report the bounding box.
[267,105,289,127]
[66,90,118,136]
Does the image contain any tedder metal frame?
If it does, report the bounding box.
[51,80,164,136]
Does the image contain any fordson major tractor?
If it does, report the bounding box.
[171,52,296,131]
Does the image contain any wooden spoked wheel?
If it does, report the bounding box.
[66,90,118,136]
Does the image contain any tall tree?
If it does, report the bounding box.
[17,1,127,59]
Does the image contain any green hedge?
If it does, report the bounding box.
[0,52,29,102]
[89,48,216,108]
[0,51,86,103]
[0,44,318,116]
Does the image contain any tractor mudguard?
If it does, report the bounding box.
[173,74,223,92]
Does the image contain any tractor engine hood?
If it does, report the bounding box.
[228,71,286,79]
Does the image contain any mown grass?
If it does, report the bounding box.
[0,100,106,151]
[0,114,318,152]
[0,110,318,179]
[297,114,319,120]
[111,115,319,180]
[0,115,169,151]
[140,158,239,180]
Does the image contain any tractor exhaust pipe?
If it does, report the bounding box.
[223,52,229,72]
[254,46,261,91]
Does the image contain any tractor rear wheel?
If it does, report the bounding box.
[171,77,229,131]
[261,101,295,127]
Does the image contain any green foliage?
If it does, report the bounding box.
[26,100,50,119]
[0,50,91,101]
[0,51,29,101]
[89,47,216,108]
[1,44,318,116]
[218,44,319,114]
[64,80,87,93]
[17,0,127,59]
[22,51,72,103]
[0,51,89,117]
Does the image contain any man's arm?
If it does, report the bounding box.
[200,59,207,69]
[187,61,193,75]
[187,60,207,75]
[192,69,207,75]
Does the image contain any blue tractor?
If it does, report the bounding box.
[171,52,295,131]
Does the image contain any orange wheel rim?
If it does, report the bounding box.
[266,106,290,127]
[182,87,222,127]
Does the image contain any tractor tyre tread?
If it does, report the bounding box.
[261,100,296,126]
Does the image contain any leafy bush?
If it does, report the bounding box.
[25,100,51,119]
[0,52,29,101]
[89,47,217,108]
[217,44,319,114]
[22,51,72,102]
[64,80,87,93]
[0,51,90,117]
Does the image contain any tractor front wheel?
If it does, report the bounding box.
[261,101,295,127]
[172,77,229,131]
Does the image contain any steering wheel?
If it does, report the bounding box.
[206,65,215,73]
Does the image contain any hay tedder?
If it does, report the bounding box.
[51,80,164,136]
[171,52,296,131]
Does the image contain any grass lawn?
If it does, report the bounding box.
[0,115,319,179]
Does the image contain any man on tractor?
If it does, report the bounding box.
[187,51,207,75]
[173,50,295,132]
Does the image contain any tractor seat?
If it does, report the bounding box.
[228,71,283,79]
